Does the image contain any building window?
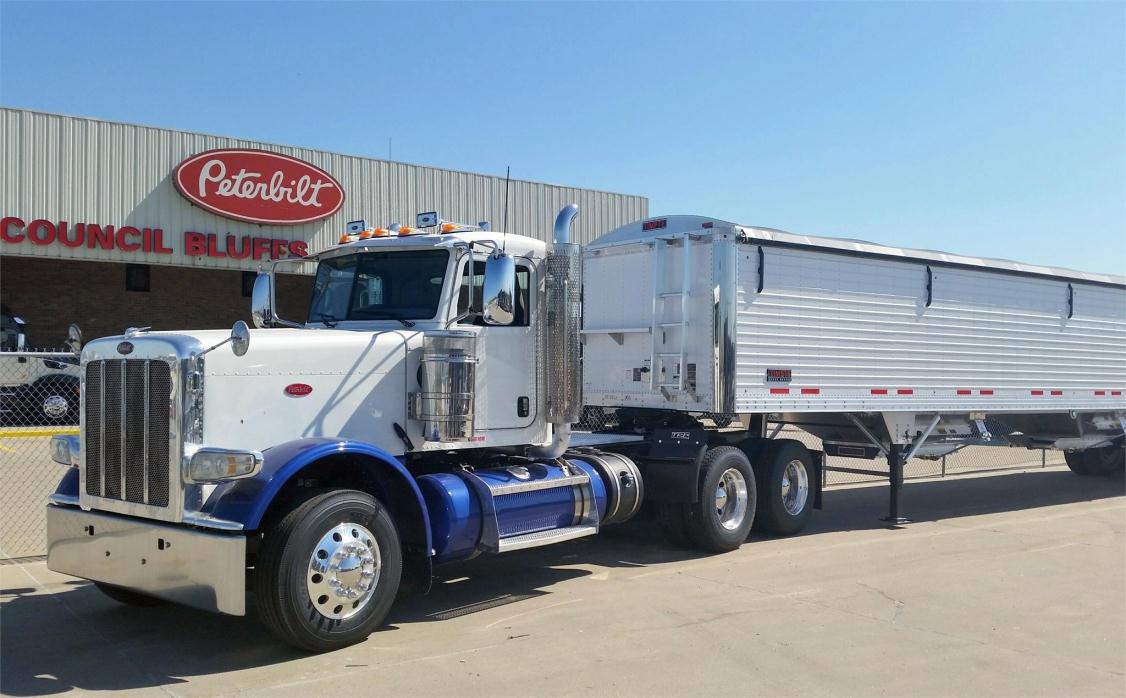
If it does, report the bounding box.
[125,264,150,292]
[242,271,256,298]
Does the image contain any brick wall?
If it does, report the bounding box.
[0,257,312,347]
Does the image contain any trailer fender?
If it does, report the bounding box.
[202,438,433,562]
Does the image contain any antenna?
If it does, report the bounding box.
[501,165,510,251]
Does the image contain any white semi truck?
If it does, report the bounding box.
[46,206,1125,651]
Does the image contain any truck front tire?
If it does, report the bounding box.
[682,446,757,552]
[254,489,402,653]
[753,440,815,536]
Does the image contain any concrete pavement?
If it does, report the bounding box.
[2,465,1123,697]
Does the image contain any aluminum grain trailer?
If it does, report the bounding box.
[582,216,1126,525]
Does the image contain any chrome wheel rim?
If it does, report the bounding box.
[715,467,749,531]
[42,395,69,418]
[781,459,809,516]
[307,522,381,620]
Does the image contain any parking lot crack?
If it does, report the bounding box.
[856,582,905,623]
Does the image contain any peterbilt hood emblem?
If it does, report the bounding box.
[116,341,134,355]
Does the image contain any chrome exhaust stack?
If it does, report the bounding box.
[529,205,582,459]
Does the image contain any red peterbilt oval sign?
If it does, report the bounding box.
[174,149,344,225]
[285,383,314,397]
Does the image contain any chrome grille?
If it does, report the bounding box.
[84,359,171,506]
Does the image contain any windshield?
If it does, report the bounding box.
[307,250,449,324]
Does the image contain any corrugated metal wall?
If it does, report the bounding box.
[0,108,647,271]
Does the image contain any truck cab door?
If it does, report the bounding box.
[457,257,537,430]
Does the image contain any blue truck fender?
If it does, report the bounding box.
[200,437,433,562]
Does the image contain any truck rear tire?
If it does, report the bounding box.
[94,581,166,607]
[253,489,402,653]
[753,440,815,536]
[683,446,756,553]
[1065,443,1125,477]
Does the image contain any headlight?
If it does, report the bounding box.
[187,448,263,483]
[50,435,80,467]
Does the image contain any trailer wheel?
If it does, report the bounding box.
[753,440,815,536]
[683,446,756,552]
[94,582,166,607]
[254,489,402,653]
[1065,442,1125,477]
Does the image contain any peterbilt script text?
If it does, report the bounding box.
[197,159,336,209]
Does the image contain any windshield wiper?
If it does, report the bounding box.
[316,313,339,328]
[361,310,416,328]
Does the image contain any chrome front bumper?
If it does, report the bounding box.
[46,505,247,615]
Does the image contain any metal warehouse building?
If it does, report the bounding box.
[0,108,647,346]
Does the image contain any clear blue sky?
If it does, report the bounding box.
[2,1,1123,274]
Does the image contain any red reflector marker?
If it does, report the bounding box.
[769,388,790,395]
[956,389,971,396]
[871,389,887,395]
[800,388,820,395]
[897,389,913,395]
[1113,391,1122,396]
[980,389,994,395]
[1094,390,1106,396]
[1030,390,1044,396]
[285,383,313,397]
[1051,390,1063,396]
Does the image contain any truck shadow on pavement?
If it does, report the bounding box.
[1,468,1121,696]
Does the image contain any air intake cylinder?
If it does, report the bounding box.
[410,330,477,442]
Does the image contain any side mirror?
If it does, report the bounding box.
[482,251,516,326]
[230,320,251,357]
[251,273,273,328]
[66,323,83,356]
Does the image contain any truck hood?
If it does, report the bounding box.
[107,327,422,455]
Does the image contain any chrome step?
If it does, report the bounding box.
[496,525,599,553]
[486,472,590,497]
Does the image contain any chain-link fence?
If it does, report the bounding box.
[0,350,80,559]
[572,407,1065,487]
[775,426,1064,486]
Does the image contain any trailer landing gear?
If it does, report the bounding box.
[879,444,911,527]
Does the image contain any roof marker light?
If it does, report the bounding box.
[398,226,415,236]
